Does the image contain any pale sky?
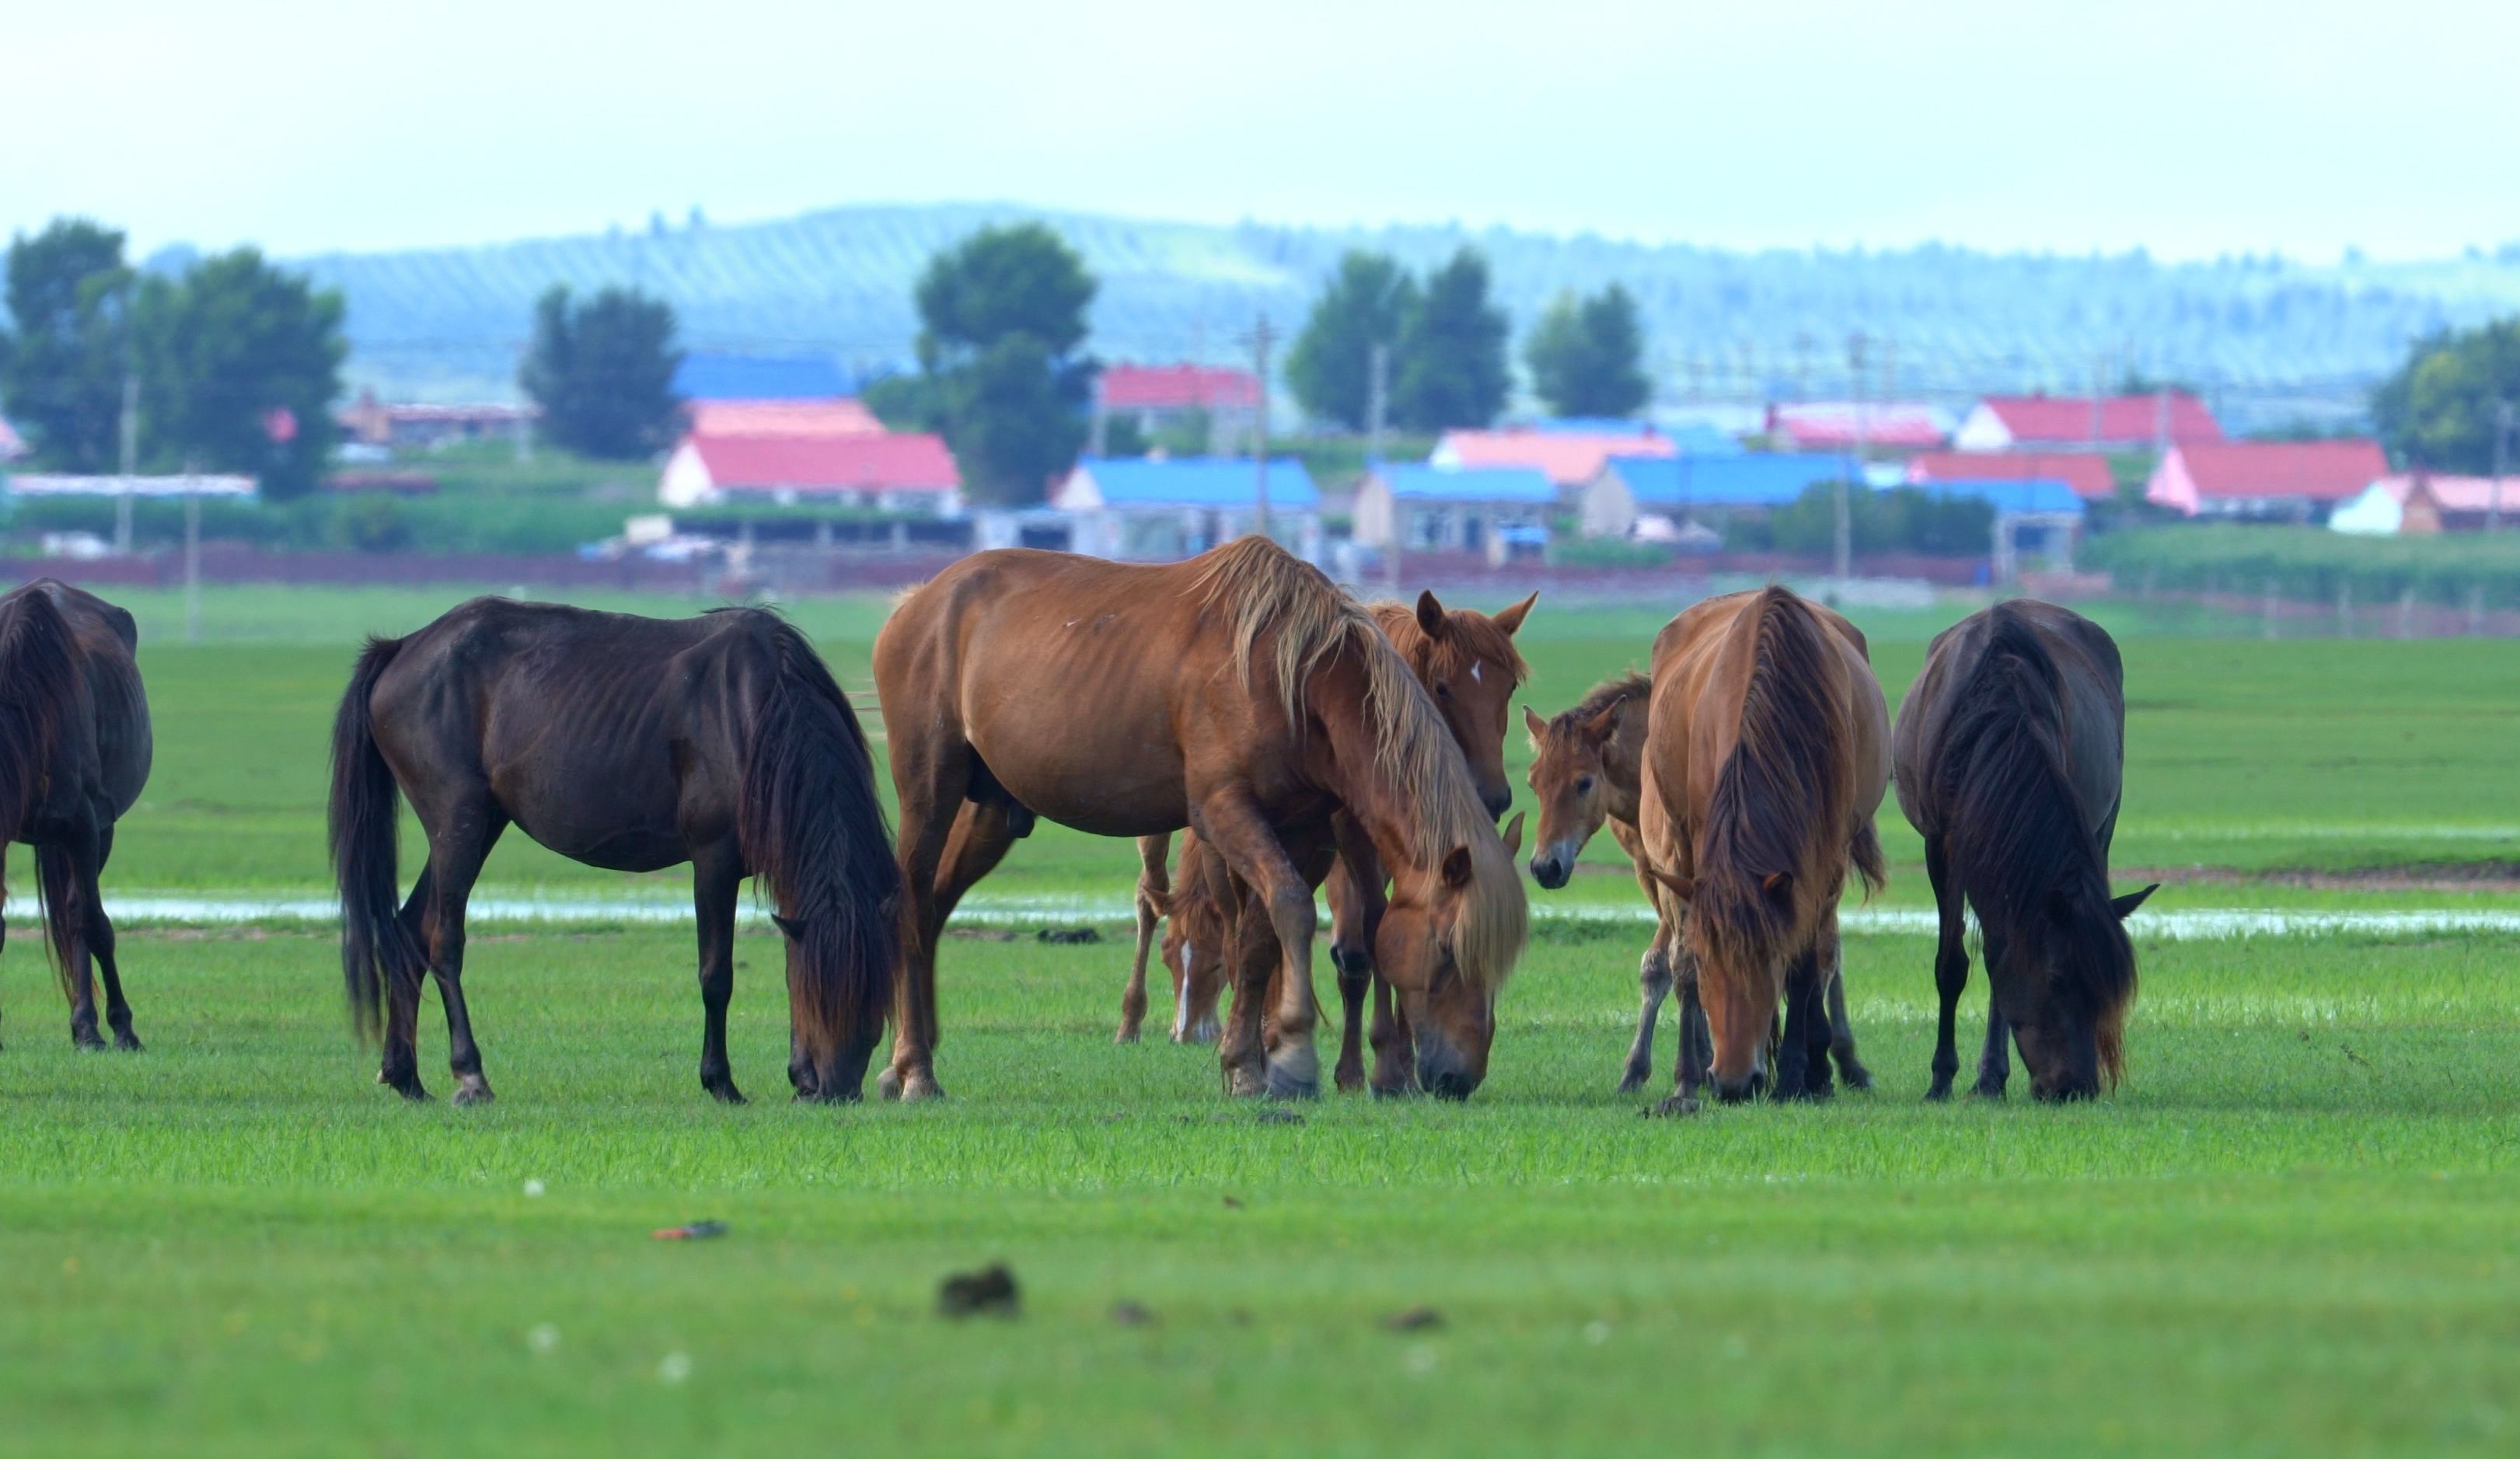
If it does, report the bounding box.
[11,0,2518,263]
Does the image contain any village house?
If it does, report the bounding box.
[683,399,882,437]
[1352,464,1556,564]
[2145,438,2387,522]
[1953,392,2222,454]
[1767,402,1951,455]
[656,431,961,513]
[1581,452,1862,539]
[1050,456,1321,562]
[1091,364,1263,456]
[2330,473,2520,535]
[1431,426,1676,508]
[1907,449,2120,502]
[337,391,536,450]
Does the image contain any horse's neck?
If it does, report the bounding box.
[1311,669,1436,880]
[1602,719,1649,825]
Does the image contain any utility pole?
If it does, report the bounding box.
[1368,341,1395,590]
[115,370,138,555]
[1838,332,1866,584]
[2491,400,2511,536]
[1248,313,1275,540]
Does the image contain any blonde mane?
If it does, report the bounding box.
[1188,537,1527,987]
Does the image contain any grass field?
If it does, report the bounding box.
[4,584,2518,1455]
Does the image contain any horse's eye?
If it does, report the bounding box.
[1576,776,1596,794]
[1434,681,1451,698]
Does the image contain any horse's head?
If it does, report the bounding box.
[1984,881,2156,1100]
[1521,692,1633,890]
[1157,891,1227,1045]
[1398,590,1533,822]
[1377,813,1527,1099]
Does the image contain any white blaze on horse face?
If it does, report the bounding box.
[1172,945,1196,1040]
[1470,661,1482,683]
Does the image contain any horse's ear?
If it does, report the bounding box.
[1415,589,1447,638]
[1581,700,1625,743]
[1490,591,1537,637]
[1500,812,1526,858]
[2110,883,2161,920]
[1646,866,1695,902]
[771,913,806,941]
[1522,704,1549,742]
[1440,844,1475,889]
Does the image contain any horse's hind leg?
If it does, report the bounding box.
[877,731,976,1103]
[84,825,140,1051]
[1118,832,1169,1043]
[420,805,506,1105]
[1324,842,1381,1093]
[881,798,1019,1101]
[1924,835,1970,1101]
[692,843,746,1104]
[1818,913,1868,1091]
[1198,793,1324,1099]
[38,834,106,1051]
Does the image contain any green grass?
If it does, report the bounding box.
[5,583,2520,1454]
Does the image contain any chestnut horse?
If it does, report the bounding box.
[875,539,1527,1100]
[330,600,899,1104]
[1893,600,2157,1101]
[1119,591,1534,1094]
[1524,674,1867,1096]
[0,581,153,1052]
[1633,587,1888,1110]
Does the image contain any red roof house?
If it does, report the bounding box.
[2145,439,2386,519]
[1908,450,2120,502]
[1768,402,1950,452]
[1431,428,1675,490]
[658,431,961,511]
[1100,364,1263,414]
[1955,393,2222,453]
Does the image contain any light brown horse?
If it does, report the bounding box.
[1524,674,1868,1096]
[874,539,1528,1100]
[1118,591,1534,1094]
[1632,587,1888,1109]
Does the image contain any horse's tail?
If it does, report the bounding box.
[330,635,421,1042]
[0,588,80,927]
[739,620,902,1072]
[1694,587,1853,976]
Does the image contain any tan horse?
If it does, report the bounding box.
[1524,673,1869,1097]
[874,538,1528,1100]
[1632,587,1888,1110]
[1119,592,1534,1092]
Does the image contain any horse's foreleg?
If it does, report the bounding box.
[878,737,974,1102]
[692,843,745,1104]
[420,802,506,1107]
[1653,944,1711,1116]
[1324,839,1383,1093]
[1975,1000,2014,1100]
[1925,836,1969,1101]
[883,798,1020,1101]
[1196,794,1322,1099]
[1619,941,1672,1094]
[1822,913,1870,1091]
[1119,832,1170,1043]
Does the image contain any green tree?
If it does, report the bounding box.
[1391,249,1508,432]
[2371,320,2520,472]
[0,218,134,473]
[1285,251,1418,430]
[132,248,345,501]
[907,224,1097,505]
[1524,284,1649,419]
[518,285,683,461]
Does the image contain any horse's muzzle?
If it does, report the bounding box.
[1528,850,1572,889]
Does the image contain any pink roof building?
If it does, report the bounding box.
[1430,428,1674,490]
[658,431,961,511]
[1956,393,2222,453]
[1908,450,2120,502]
[684,400,882,438]
[1768,402,1950,453]
[1099,364,1263,414]
[2145,439,2386,519]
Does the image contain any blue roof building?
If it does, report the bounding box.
[672,353,853,402]
[1356,463,1558,561]
[1052,456,1323,561]
[1584,452,1863,538]
[1904,477,2085,517]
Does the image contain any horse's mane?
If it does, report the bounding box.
[1937,603,2135,1082]
[1691,587,1883,983]
[1367,600,1530,687]
[1189,536,1525,987]
[1549,671,1650,738]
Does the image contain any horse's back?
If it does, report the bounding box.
[4,579,151,814]
[1894,599,2124,840]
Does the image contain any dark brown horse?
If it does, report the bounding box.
[876,539,1527,1101]
[329,599,899,1104]
[0,581,152,1052]
[1893,599,2157,1101]
[1634,588,1889,1109]
[1523,673,1867,1096]
[1119,590,1534,1094]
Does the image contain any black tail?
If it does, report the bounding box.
[0,588,80,934]
[34,845,81,1000]
[738,620,902,1071]
[330,635,422,1042]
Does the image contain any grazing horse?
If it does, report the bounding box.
[1523,674,1867,1095]
[876,538,1527,1101]
[1634,587,1889,1110]
[0,581,152,1052]
[1893,600,2158,1101]
[329,599,899,1105]
[1118,590,1534,1094]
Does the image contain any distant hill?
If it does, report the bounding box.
[291,203,2520,432]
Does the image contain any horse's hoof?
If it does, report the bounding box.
[113,1031,145,1052]
[1333,1063,1365,1094]
[1646,1094,1702,1118]
[452,1077,496,1108]
[707,1083,749,1105]
[1115,1025,1142,1045]
[386,1080,431,1103]
[875,1066,904,1101]
[1973,1079,2009,1101]
[1615,1064,1650,1095]
[894,1072,945,1102]
[1370,1081,1415,1101]
[1223,1063,1268,1098]
[73,1032,106,1052]
[1837,1062,1873,1091]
